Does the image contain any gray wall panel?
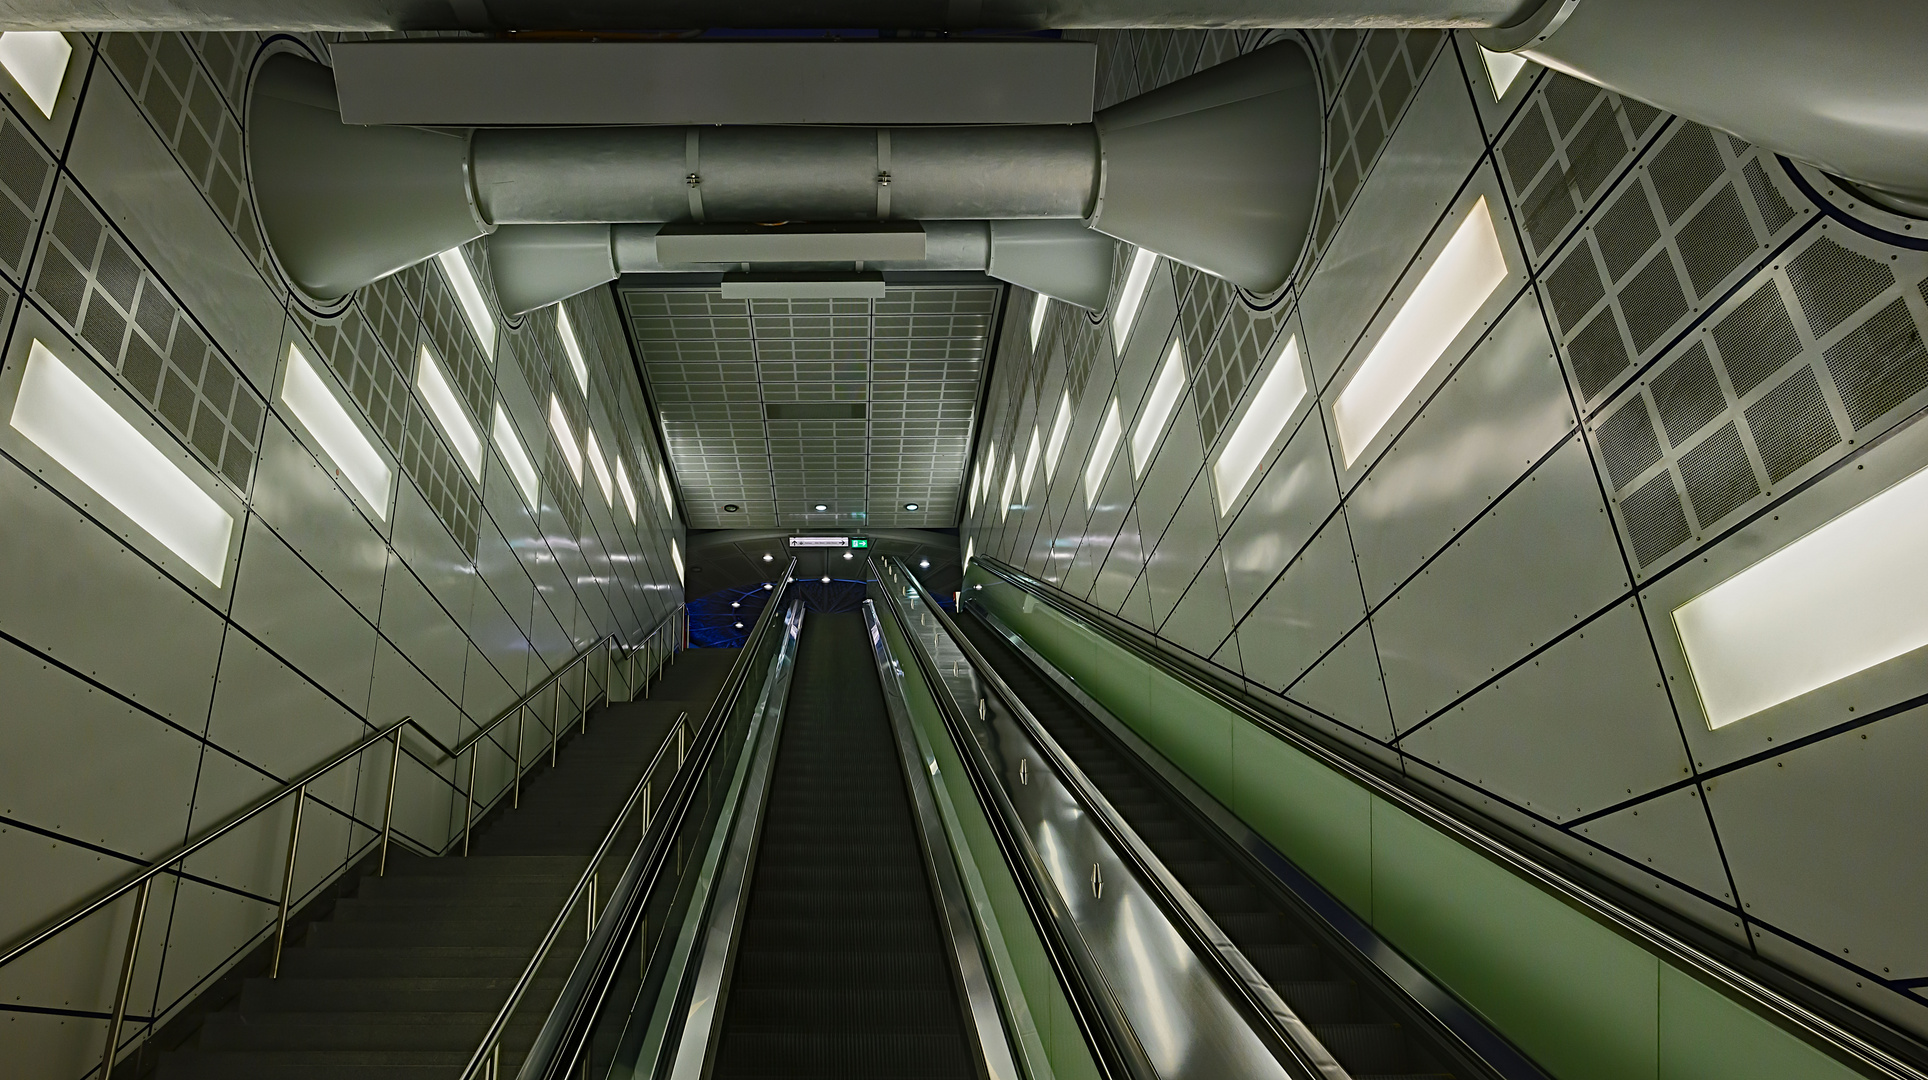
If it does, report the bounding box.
[66,71,282,390]
[0,453,224,728]
[1706,704,1928,980]
[1160,548,1235,659]
[0,638,199,858]
[377,552,471,707]
[1347,294,1573,606]
[1577,785,1734,907]
[1218,411,1338,622]
[1233,515,1364,693]
[1129,387,1204,555]
[1398,599,1686,820]
[1287,622,1395,743]
[1088,506,1143,614]
[249,417,390,621]
[1373,436,1625,731]
[229,520,378,713]
[1144,472,1217,626]
[204,633,367,782]
[1299,53,1486,391]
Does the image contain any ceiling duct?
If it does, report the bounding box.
[489,220,1117,314]
[1479,0,1928,214]
[249,44,1318,304]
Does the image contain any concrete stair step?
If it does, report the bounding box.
[275,946,532,979]
[239,975,561,1013]
[307,920,548,949]
[156,1048,472,1080]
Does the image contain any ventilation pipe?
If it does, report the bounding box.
[1478,0,1928,214]
[247,44,1321,302]
[488,220,1118,314]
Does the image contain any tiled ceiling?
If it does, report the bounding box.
[620,280,1002,529]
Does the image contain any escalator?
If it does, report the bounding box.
[710,611,976,1079]
[953,613,1460,1080]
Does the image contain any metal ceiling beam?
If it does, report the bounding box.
[0,0,1534,31]
[332,40,1098,126]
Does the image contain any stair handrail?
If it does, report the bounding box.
[458,706,693,1080]
[967,555,1928,1080]
[507,560,799,1080]
[0,604,685,1080]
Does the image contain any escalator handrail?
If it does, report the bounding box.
[880,557,1349,1080]
[514,560,799,1080]
[867,559,1160,1080]
[968,555,1928,1080]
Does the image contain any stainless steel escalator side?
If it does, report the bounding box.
[869,558,1314,1080]
[860,598,1034,1080]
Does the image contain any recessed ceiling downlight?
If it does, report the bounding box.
[814,503,829,511]
[904,503,918,511]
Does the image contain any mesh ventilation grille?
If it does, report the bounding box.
[1745,366,1840,483]
[1678,421,1758,528]
[1711,283,1803,395]
[1620,471,1692,566]
[1649,343,1727,446]
[1595,397,1663,491]
[1786,237,1895,338]
[1824,298,1928,429]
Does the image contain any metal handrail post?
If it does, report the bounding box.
[606,642,614,704]
[462,746,478,856]
[271,785,305,978]
[550,682,560,768]
[579,659,589,734]
[513,707,526,809]
[380,728,402,876]
[99,878,151,1080]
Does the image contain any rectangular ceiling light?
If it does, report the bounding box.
[584,427,615,503]
[1333,196,1507,467]
[548,395,583,483]
[1084,399,1122,507]
[1213,335,1306,511]
[964,536,974,569]
[617,463,638,523]
[1478,47,1531,98]
[417,344,482,480]
[283,343,391,519]
[1675,464,1928,729]
[0,32,70,118]
[968,461,983,514]
[1020,427,1042,500]
[670,537,683,582]
[1043,391,1071,481]
[1131,339,1187,476]
[556,303,589,394]
[657,463,674,519]
[1029,295,1051,350]
[1112,247,1158,348]
[492,403,540,508]
[436,247,495,358]
[12,340,233,584]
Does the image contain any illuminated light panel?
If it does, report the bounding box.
[1112,247,1158,348]
[1029,295,1051,350]
[416,344,482,479]
[12,341,232,584]
[999,455,1019,521]
[1020,428,1042,500]
[435,247,495,358]
[1675,464,1928,729]
[1131,339,1186,476]
[968,461,983,514]
[492,404,540,508]
[658,463,674,519]
[548,395,583,483]
[1084,399,1122,507]
[1213,335,1306,511]
[0,32,70,118]
[557,303,589,393]
[617,465,638,523]
[283,343,390,518]
[964,537,974,568]
[584,428,614,503]
[1043,392,1071,481]
[1333,197,1507,467]
[1478,46,1531,99]
[670,538,683,582]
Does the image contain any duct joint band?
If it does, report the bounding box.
[685,130,705,223]
[876,129,892,220]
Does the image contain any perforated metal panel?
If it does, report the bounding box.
[625,282,997,528]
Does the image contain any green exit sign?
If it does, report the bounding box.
[850,536,870,549]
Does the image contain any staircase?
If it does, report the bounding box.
[154,649,738,1080]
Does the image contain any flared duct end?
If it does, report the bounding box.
[248,53,489,302]
[488,224,620,316]
[988,220,1116,311]
[1089,42,1323,294]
